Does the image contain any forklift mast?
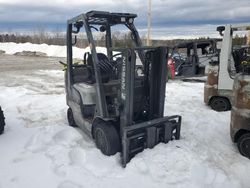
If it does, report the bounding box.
[119,47,181,165]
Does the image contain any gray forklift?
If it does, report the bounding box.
[0,106,5,134]
[63,11,181,167]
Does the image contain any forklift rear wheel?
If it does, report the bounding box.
[210,97,231,112]
[94,121,121,156]
[67,108,77,127]
[0,107,5,135]
[237,133,250,159]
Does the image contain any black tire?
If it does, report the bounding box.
[93,121,121,156]
[210,97,231,112]
[67,108,77,127]
[0,107,5,135]
[237,133,250,159]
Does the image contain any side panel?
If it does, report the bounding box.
[68,100,92,138]
[204,64,219,104]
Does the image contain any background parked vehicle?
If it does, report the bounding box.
[169,39,220,78]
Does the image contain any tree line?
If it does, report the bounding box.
[0,32,248,47]
[0,33,65,46]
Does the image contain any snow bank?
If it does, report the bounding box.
[0,42,107,58]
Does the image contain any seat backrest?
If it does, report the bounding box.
[86,53,113,83]
[72,66,92,83]
[87,53,113,73]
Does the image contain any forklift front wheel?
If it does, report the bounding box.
[237,133,250,159]
[67,108,77,127]
[94,122,121,156]
[210,97,231,112]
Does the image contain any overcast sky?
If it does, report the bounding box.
[0,0,249,39]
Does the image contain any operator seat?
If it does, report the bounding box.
[87,53,113,83]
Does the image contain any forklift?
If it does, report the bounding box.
[203,23,250,158]
[231,58,250,159]
[204,23,250,111]
[63,11,181,167]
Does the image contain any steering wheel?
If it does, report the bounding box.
[109,52,124,67]
[110,52,123,60]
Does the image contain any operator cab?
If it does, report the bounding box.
[67,11,146,120]
[216,25,250,79]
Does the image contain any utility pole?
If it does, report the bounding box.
[147,0,151,46]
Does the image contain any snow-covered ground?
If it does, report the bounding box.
[0,43,250,188]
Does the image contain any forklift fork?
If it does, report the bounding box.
[121,115,181,167]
